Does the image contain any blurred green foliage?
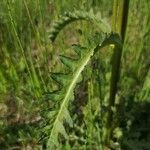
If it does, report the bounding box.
[0,0,149,149]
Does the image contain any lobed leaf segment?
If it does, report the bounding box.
[48,9,111,42]
[46,31,122,149]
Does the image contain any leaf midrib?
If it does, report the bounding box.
[48,45,95,145]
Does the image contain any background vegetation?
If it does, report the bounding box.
[0,0,149,149]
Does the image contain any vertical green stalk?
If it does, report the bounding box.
[6,0,33,86]
[5,0,43,97]
[104,0,129,148]
[23,0,47,92]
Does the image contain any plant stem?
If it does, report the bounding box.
[112,0,130,41]
[6,0,33,86]
[104,0,130,148]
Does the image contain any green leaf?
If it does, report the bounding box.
[46,32,122,149]
[49,9,111,42]
[59,55,77,72]
[51,73,71,86]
